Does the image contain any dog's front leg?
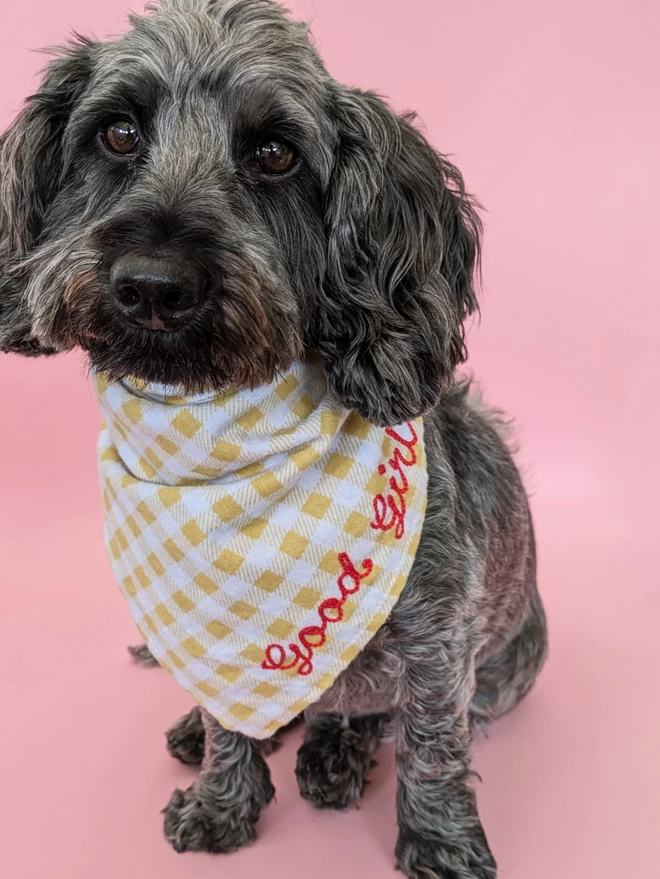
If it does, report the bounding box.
[163,708,274,854]
[394,638,497,879]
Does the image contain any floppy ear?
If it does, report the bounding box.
[316,87,481,426]
[0,36,97,355]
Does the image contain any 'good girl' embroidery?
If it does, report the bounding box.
[262,422,420,677]
[371,424,419,540]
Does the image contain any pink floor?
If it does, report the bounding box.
[1,1,659,877]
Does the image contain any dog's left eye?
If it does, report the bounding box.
[101,120,140,156]
[255,140,297,175]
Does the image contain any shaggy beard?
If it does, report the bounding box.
[13,233,302,391]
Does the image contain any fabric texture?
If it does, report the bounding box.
[95,360,427,738]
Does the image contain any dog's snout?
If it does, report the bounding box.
[109,254,204,331]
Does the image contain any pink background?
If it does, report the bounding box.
[1,1,658,877]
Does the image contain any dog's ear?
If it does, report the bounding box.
[316,87,481,426]
[0,36,97,355]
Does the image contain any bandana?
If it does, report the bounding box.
[95,360,427,738]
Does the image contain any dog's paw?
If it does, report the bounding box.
[163,785,256,854]
[127,643,160,667]
[166,707,205,764]
[395,826,497,879]
[296,726,374,810]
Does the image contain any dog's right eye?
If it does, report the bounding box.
[255,140,298,175]
[101,120,140,156]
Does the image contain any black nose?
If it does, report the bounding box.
[109,254,204,330]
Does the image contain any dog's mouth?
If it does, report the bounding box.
[78,294,295,394]
[80,306,230,392]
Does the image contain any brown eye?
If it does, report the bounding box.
[255,140,297,175]
[102,119,140,155]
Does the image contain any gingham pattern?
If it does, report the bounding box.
[95,360,427,738]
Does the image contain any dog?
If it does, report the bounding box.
[0,1,548,876]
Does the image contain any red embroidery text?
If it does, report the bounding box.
[262,421,419,676]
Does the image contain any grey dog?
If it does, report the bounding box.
[0,1,548,876]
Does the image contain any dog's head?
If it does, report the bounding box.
[0,0,480,426]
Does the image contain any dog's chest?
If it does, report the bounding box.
[308,629,401,715]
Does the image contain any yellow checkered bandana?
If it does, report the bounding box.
[95,360,427,738]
